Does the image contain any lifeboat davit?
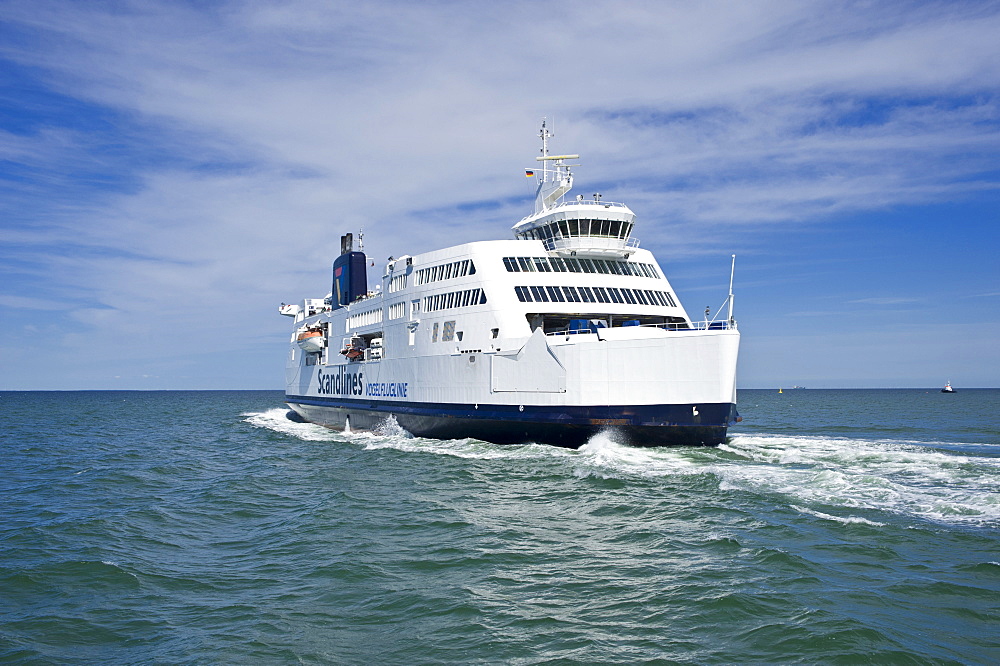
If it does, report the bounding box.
[296,328,324,353]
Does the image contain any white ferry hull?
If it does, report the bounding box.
[285,328,739,447]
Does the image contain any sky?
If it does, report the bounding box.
[1,0,998,390]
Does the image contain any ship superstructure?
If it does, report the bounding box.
[280,123,740,446]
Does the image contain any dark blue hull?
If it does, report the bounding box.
[286,394,739,447]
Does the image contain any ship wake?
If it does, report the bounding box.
[244,408,998,526]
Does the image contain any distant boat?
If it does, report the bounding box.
[941,381,956,393]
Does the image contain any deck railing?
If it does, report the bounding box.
[546,319,737,336]
[541,236,640,252]
[517,199,630,224]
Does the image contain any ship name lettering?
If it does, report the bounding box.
[315,368,364,396]
[366,381,408,398]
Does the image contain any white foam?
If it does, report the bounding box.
[372,414,411,438]
[360,433,571,460]
[712,434,1000,527]
[573,430,702,479]
[791,505,887,526]
[243,408,999,526]
[242,408,343,442]
[244,408,535,458]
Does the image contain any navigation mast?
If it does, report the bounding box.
[533,119,579,214]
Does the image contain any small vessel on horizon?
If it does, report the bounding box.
[279,122,741,447]
[941,381,956,393]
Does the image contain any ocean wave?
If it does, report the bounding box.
[244,410,570,460]
[571,431,703,479]
[244,410,998,526]
[242,408,342,442]
[714,434,1000,527]
[790,505,887,526]
[359,432,575,461]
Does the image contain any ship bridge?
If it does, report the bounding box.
[512,120,638,259]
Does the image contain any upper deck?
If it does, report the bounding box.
[511,198,638,258]
[508,120,640,259]
[282,121,738,360]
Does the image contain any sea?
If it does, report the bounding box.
[1,389,997,665]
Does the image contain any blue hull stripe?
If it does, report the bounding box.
[285,394,739,447]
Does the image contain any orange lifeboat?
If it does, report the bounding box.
[339,335,366,362]
[296,328,324,353]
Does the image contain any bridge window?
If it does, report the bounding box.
[512,285,676,307]
[502,256,662,278]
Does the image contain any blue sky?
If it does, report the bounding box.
[1,0,998,389]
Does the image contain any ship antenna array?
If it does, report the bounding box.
[706,254,738,325]
[535,118,579,183]
[539,118,551,159]
[728,254,736,322]
[538,119,553,182]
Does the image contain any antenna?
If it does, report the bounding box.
[539,118,551,159]
[728,254,736,322]
[529,118,579,214]
[358,227,364,251]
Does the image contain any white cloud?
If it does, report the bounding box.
[1,0,998,387]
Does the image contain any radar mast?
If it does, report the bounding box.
[533,118,579,214]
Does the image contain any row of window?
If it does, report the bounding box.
[415,259,476,286]
[388,302,406,320]
[503,256,659,279]
[514,285,677,307]
[423,288,487,312]
[388,274,408,293]
[515,218,633,241]
[346,308,383,331]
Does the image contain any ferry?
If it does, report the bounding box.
[280,123,741,447]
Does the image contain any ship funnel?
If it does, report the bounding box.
[332,233,368,309]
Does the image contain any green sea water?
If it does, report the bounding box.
[1,389,998,664]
